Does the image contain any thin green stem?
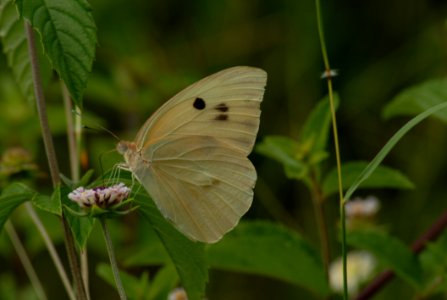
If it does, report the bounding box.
[5,221,47,300]
[314,1,348,299]
[100,219,127,300]
[25,21,87,300]
[25,203,76,300]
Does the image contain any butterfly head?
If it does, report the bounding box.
[116,141,136,155]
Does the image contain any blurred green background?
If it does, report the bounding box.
[1,0,447,299]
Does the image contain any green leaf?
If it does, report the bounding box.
[96,263,151,300]
[0,183,35,231]
[301,93,339,153]
[418,231,447,296]
[383,78,447,122]
[31,185,62,215]
[61,186,95,249]
[347,229,424,289]
[322,161,414,197]
[16,0,97,107]
[256,135,306,180]
[136,193,208,300]
[148,264,179,300]
[0,0,33,103]
[206,221,330,296]
[124,238,171,267]
[344,101,447,201]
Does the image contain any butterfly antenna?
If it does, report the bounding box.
[72,108,121,141]
[83,124,121,141]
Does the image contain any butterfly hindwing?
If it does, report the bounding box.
[133,136,256,242]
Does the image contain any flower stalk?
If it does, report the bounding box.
[25,21,87,300]
[100,218,128,300]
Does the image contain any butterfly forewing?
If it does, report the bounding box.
[123,66,266,243]
[135,66,266,155]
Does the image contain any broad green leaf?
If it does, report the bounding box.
[347,229,423,289]
[344,102,447,202]
[419,231,447,295]
[136,193,208,300]
[61,186,94,249]
[256,135,306,180]
[31,186,62,215]
[96,263,150,300]
[301,94,339,153]
[0,183,35,231]
[124,238,171,267]
[383,78,447,122]
[148,264,179,300]
[206,221,330,296]
[0,0,33,103]
[322,161,414,197]
[16,0,97,107]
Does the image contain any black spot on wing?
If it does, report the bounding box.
[215,103,229,112]
[215,114,228,121]
[193,97,206,110]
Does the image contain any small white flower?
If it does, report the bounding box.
[345,196,380,219]
[168,288,188,300]
[68,183,131,208]
[329,251,376,296]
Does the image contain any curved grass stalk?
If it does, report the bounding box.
[5,221,47,300]
[314,0,347,298]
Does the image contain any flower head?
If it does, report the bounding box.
[68,183,132,217]
[168,288,188,300]
[345,196,380,219]
[329,251,376,296]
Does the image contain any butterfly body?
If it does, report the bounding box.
[117,66,267,243]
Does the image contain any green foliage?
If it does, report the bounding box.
[323,161,414,197]
[419,231,447,297]
[207,221,330,296]
[256,135,306,180]
[300,93,339,155]
[16,0,97,107]
[383,78,447,122]
[136,193,208,300]
[97,263,179,300]
[0,182,34,231]
[344,101,447,201]
[0,0,33,103]
[347,229,424,289]
[97,263,151,300]
[31,185,62,216]
[256,95,338,182]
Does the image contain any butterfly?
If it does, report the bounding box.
[117,66,267,243]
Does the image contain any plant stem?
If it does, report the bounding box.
[309,171,330,276]
[314,1,347,299]
[25,21,87,300]
[100,219,128,300]
[25,203,76,300]
[62,82,90,299]
[5,221,47,300]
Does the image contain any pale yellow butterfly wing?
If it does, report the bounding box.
[131,136,256,242]
[135,66,267,155]
[122,66,267,243]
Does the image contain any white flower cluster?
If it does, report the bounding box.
[345,196,380,218]
[68,183,131,208]
[329,251,377,296]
